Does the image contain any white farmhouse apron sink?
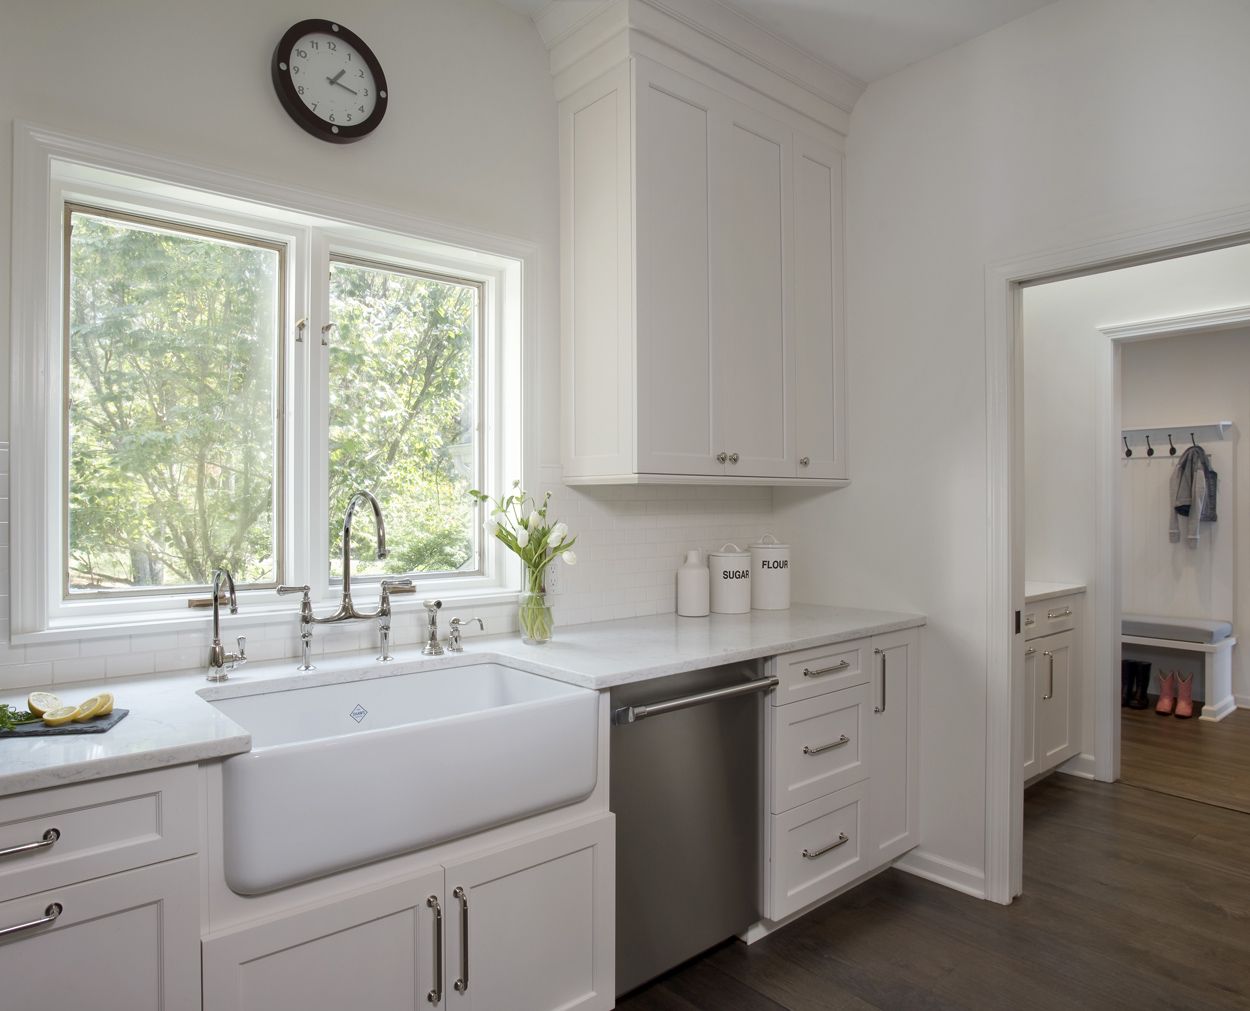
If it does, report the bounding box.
[207,663,598,894]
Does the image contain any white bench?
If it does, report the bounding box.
[1121,614,1236,722]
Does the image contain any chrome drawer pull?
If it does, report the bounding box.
[803,735,850,756]
[1047,607,1072,620]
[1043,651,1055,701]
[802,834,849,860]
[802,660,850,678]
[0,828,60,859]
[453,886,469,993]
[0,902,62,940]
[874,647,887,714]
[426,895,443,1005]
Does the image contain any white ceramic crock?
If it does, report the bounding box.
[708,542,752,614]
[750,533,791,610]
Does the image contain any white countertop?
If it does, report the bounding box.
[0,604,923,798]
[1025,580,1086,603]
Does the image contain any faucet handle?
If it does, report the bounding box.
[277,584,310,596]
[382,579,415,594]
[227,635,248,671]
[236,635,247,658]
[450,617,485,632]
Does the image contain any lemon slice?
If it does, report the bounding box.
[42,705,79,727]
[95,692,115,717]
[72,695,108,722]
[26,692,62,717]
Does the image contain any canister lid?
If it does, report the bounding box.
[751,533,789,549]
[709,541,750,558]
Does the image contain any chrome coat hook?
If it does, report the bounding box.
[1168,433,1177,456]
[1145,435,1155,457]
[1191,432,1198,448]
[1123,436,1132,458]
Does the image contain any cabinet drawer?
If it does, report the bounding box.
[1023,594,1080,640]
[0,766,198,902]
[770,683,869,813]
[766,781,867,921]
[771,639,869,705]
[0,856,200,1011]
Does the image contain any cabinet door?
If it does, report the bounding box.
[634,60,723,477]
[444,815,614,1011]
[1036,631,1075,772]
[792,134,846,480]
[712,98,795,478]
[1021,646,1038,778]
[866,629,920,864]
[0,857,199,1011]
[203,867,443,1011]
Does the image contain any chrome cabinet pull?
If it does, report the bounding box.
[803,735,850,756]
[802,660,850,678]
[1043,651,1055,700]
[799,456,810,467]
[426,895,443,1005]
[728,452,739,464]
[613,677,779,725]
[453,886,469,993]
[0,902,62,940]
[0,828,60,860]
[1047,607,1072,620]
[802,833,849,860]
[874,648,887,714]
[1025,648,1035,656]
[716,452,728,463]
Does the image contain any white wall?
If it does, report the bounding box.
[0,0,775,690]
[1023,247,1250,748]
[775,0,1250,896]
[1121,327,1250,705]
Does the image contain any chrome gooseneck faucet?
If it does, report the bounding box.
[207,568,247,682]
[277,491,412,663]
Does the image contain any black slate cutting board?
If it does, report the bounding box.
[0,709,129,739]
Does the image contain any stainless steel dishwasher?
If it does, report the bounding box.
[610,662,778,997]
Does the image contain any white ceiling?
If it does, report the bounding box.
[499,0,1057,84]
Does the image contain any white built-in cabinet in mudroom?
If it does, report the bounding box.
[763,628,919,921]
[559,55,846,486]
[1021,593,1082,779]
[202,814,614,1011]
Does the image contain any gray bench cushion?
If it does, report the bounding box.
[1122,614,1233,644]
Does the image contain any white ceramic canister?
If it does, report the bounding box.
[708,542,752,614]
[676,549,710,617]
[750,534,791,610]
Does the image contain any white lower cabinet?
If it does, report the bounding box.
[202,815,614,1011]
[0,856,200,1011]
[1021,591,1083,779]
[765,628,921,921]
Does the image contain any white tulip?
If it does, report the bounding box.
[527,509,541,529]
[561,550,577,566]
[550,522,568,542]
[484,518,499,537]
[516,527,530,548]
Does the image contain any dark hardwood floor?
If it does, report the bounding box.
[617,776,1250,1010]
[1121,704,1250,814]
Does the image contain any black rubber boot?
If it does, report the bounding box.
[1128,661,1152,709]
[1121,660,1136,707]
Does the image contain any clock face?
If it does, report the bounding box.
[272,20,388,143]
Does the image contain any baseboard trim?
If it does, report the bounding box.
[1058,752,1097,780]
[1199,695,1237,722]
[893,847,987,901]
[1235,693,1250,709]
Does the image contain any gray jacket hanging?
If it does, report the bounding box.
[1169,444,1218,545]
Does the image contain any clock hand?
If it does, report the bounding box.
[327,69,347,85]
[329,79,359,96]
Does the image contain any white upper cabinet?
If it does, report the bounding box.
[559,53,846,486]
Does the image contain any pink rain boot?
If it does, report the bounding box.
[1155,670,1176,715]
[1174,672,1195,719]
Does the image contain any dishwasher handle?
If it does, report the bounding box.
[613,676,779,725]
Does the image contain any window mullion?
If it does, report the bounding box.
[306,230,333,602]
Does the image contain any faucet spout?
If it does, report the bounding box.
[210,568,237,643]
[341,490,387,608]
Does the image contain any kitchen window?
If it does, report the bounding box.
[10,125,527,639]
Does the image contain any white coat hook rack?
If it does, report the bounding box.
[1121,421,1233,459]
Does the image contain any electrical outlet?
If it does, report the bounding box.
[545,559,562,594]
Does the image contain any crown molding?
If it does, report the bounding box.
[536,0,863,130]
[1098,303,1250,341]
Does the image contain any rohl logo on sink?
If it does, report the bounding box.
[349,704,368,723]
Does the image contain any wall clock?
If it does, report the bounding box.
[271,19,388,143]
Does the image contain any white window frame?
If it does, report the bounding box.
[10,123,532,642]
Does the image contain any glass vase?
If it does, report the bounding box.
[518,591,554,644]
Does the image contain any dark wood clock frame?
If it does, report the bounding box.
[271,19,388,144]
